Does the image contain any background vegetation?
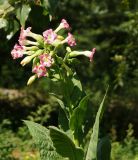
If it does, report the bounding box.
[0,0,138,159]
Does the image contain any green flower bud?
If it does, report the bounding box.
[20,56,33,66]
[27,75,37,85]
[20,50,43,66]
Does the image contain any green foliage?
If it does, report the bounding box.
[50,126,84,160]
[62,74,83,110]
[16,4,31,27]
[70,95,89,144]
[70,74,83,108]
[40,0,59,16]
[111,124,138,160]
[58,107,69,131]
[70,95,89,131]
[0,0,138,159]
[0,121,39,160]
[86,88,108,160]
[0,0,59,39]
[24,120,63,160]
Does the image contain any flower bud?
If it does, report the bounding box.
[24,46,39,51]
[20,50,43,66]
[27,75,37,85]
[66,47,72,52]
[20,56,33,66]
[57,35,64,40]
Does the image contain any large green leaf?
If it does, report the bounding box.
[16,4,31,27]
[85,87,109,160]
[24,120,64,160]
[97,136,111,160]
[70,95,89,130]
[50,126,84,160]
[70,95,89,145]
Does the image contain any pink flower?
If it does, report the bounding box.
[68,48,96,62]
[39,54,53,67]
[54,19,70,33]
[43,29,57,44]
[61,19,70,29]
[66,33,76,47]
[11,44,24,59]
[19,27,31,45]
[32,64,47,78]
[89,48,96,62]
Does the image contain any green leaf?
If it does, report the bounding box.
[16,4,31,27]
[24,120,64,160]
[97,136,111,160]
[40,0,59,15]
[0,0,14,14]
[58,108,69,131]
[50,126,84,160]
[6,20,20,39]
[70,95,89,131]
[63,73,82,109]
[70,74,83,108]
[85,87,109,160]
[51,95,69,131]
[70,95,89,145]
[55,96,66,110]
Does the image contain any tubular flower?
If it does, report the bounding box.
[19,27,31,46]
[11,44,24,59]
[89,48,96,62]
[55,19,70,33]
[39,54,53,67]
[69,48,96,62]
[61,19,70,29]
[32,64,47,78]
[43,29,57,44]
[63,33,76,47]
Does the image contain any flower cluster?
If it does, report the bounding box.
[11,19,96,85]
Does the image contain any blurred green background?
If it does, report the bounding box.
[0,0,138,159]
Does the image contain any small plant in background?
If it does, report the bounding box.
[11,18,110,160]
[0,120,39,160]
[111,124,138,160]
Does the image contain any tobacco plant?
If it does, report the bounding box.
[11,19,111,160]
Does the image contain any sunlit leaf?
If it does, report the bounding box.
[24,120,64,160]
[70,95,89,131]
[16,4,31,27]
[85,87,109,160]
[50,126,84,160]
